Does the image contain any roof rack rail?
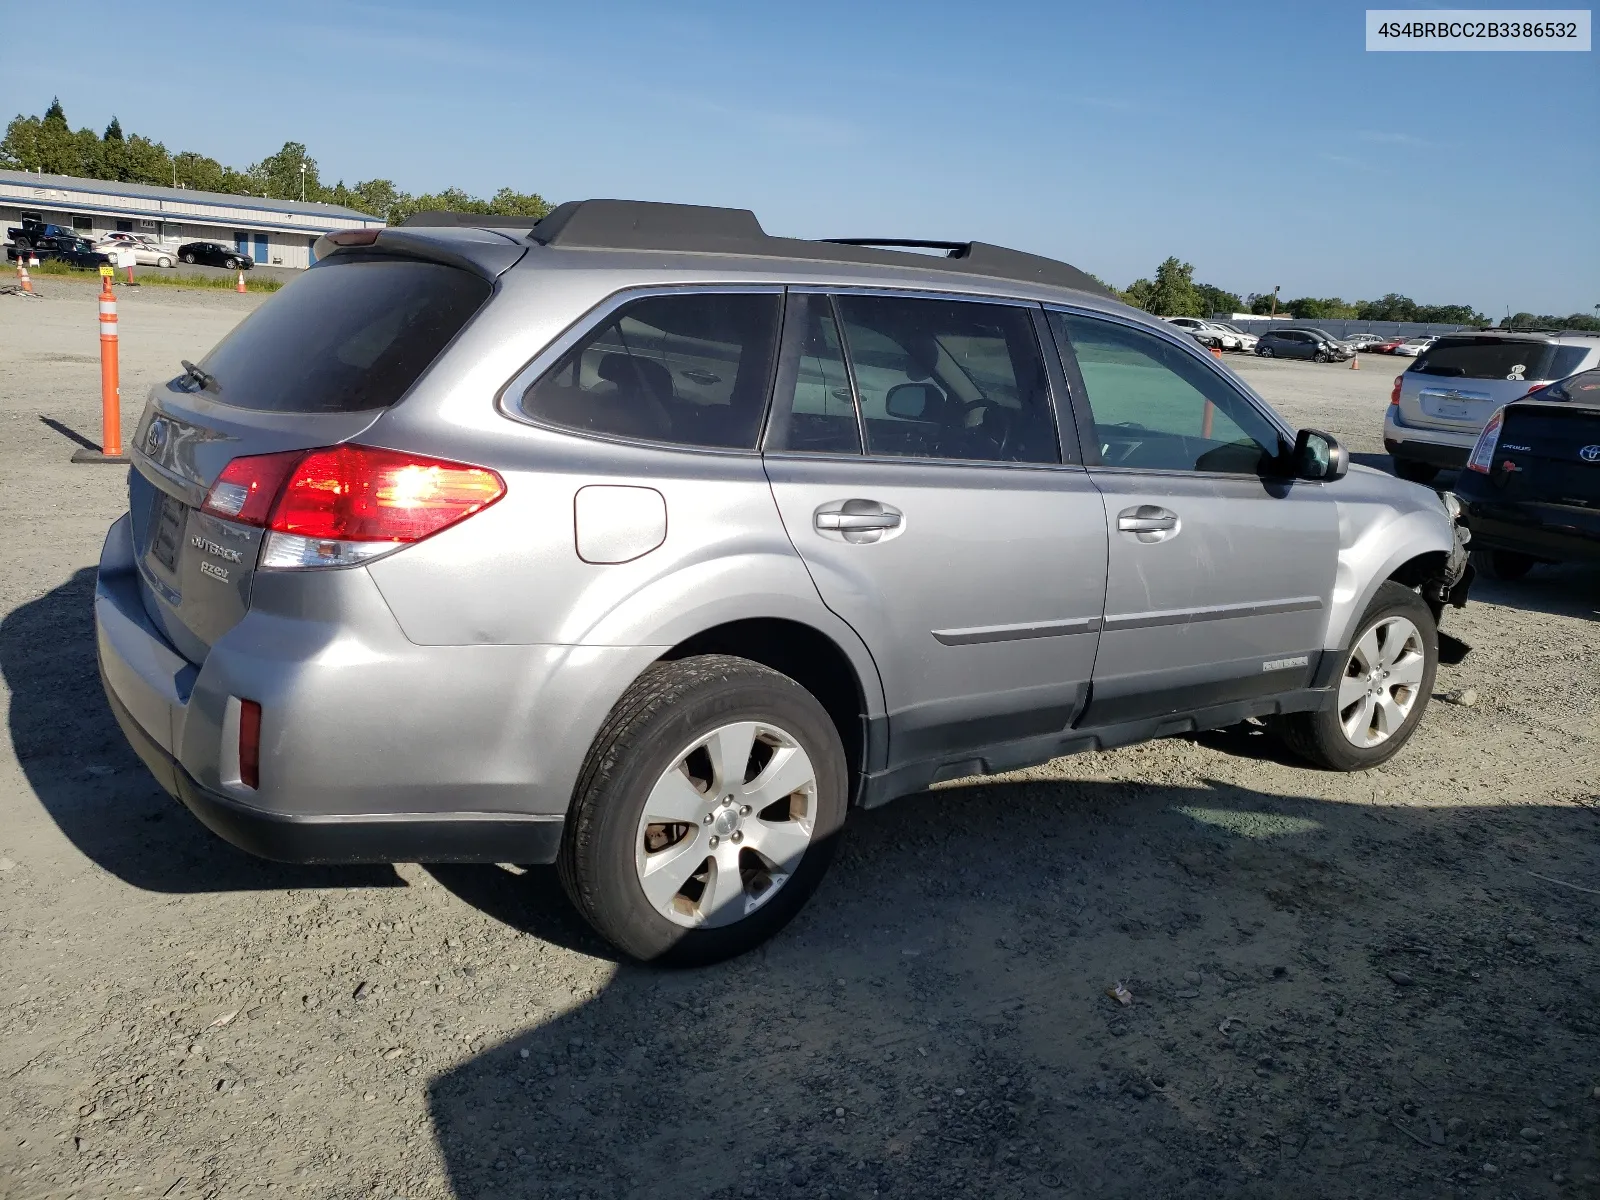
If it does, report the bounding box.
[513,199,1114,298]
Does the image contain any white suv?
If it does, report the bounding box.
[1384,331,1600,482]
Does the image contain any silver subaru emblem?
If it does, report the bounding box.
[1580,444,1600,463]
[144,416,169,454]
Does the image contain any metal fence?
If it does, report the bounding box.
[1214,316,1477,340]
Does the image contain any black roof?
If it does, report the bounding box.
[402,199,1114,298]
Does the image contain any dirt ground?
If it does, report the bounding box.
[1,280,1596,1200]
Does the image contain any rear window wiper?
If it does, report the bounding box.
[180,360,218,391]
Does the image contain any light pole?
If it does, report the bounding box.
[1268,285,1280,319]
[300,162,307,203]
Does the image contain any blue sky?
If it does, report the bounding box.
[9,0,1596,315]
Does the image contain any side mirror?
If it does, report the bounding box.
[1291,428,1348,481]
[885,382,936,420]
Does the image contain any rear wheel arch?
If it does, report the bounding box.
[658,618,875,802]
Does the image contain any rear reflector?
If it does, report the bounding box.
[239,699,262,789]
[1390,376,1403,406]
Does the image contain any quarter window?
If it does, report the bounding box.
[1052,312,1287,474]
[833,294,1061,464]
[521,292,782,450]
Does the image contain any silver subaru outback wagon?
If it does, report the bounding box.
[95,200,1471,963]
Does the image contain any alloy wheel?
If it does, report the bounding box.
[633,721,818,929]
[1338,616,1426,747]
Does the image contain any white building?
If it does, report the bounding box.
[0,169,384,269]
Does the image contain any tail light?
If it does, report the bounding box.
[201,444,505,570]
[1390,376,1404,406]
[1466,408,1506,474]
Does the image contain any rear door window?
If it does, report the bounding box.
[832,294,1062,464]
[521,291,781,450]
[1412,337,1559,381]
[197,257,492,413]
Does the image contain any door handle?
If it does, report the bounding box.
[1116,505,1180,543]
[814,500,904,544]
[816,511,901,531]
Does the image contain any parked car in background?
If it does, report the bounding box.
[1393,337,1435,358]
[1255,328,1354,362]
[1385,331,1600,482]
[94,198,1471,964]
[178,241,253,269]
[1164,317,1248,351]
[1211,321,1259,352]
[5,218,77,253]
[8,236,113,268]
[1372,336,1410,354]
[1453,365,1600,577]
[95,233,177,268]
[1345,333,1389,351]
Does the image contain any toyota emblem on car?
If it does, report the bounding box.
[1580,444,1600,463]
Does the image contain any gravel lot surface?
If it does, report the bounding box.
[2,284,1596,1199]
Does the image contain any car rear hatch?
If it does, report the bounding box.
[1485,401,1600,511]
[127,231,522,665]
[1397,336,1588,434]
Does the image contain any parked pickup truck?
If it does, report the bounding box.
[5,219,79,253]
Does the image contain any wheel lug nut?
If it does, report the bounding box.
[703,813,714,825]
[731,831,742,844]
[709,835,719,848]
[739,805,751,816]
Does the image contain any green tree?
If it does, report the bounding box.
[1120,278,1156,310]
[250,141,319,201]
[1148,256,1203,317]
[1357,293,1419,322]
[1194,283,1243,317]
[103,116,123,143]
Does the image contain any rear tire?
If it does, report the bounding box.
[1392,458,1440,484]
[1471,549,1536,581]
[558,655,848,965]
[1277,581,1438,771]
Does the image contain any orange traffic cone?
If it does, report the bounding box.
[236,269,246,293]
[1349,356,1360,370]
[16,260,33,293]
[1210,345,1223,359]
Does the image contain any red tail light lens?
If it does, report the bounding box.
[238,699,262,790]
[1466,408,1505,474]
[201,450,304,524]
[325,228,381,247]
[1390,376,1404,406]
[269,445,505,542]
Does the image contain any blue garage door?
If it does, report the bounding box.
[234,231,249,258]
[254,233,268,265]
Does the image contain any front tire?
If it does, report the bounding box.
[157,256,173,268]
[181,252,195,263]
[1259,347,1274,358]
[1277,581,1438,771]
[558,655,848,965]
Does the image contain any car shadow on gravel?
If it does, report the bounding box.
[1469,563,1600,622]
[424,776,1599,1200]
[1,568,401,892]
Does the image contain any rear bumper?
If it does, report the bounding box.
[100,659,564,864]
[1460,501,1600,564]
[1384,435,1470,469]
[92,512,658,865]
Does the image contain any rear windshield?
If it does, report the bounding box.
[1411,336,1561,382]
[197,257,491,413]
